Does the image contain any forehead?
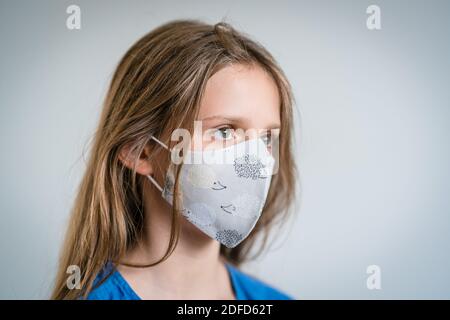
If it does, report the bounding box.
[197,63,281,127]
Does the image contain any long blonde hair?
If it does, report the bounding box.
[52,19,296,299]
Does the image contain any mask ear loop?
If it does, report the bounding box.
[146,135,171,192]
[150,135,170,150]
[147,174,163,192]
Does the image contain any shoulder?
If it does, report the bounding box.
[226,264,294,300]
[85,264,140,300]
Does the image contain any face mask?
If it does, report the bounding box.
[147,136,275,248]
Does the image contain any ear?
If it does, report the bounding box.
[118,143,153,176]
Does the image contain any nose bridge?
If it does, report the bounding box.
[245,128,259,140]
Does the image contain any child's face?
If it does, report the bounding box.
[195,63,281,152]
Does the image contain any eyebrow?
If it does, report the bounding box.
[198,115,281,129]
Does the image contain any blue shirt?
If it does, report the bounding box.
[86,263,293,300]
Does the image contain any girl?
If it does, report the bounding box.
[52,20,296,300]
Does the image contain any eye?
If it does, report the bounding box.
[213,127,234,141]
[260,131,272,146]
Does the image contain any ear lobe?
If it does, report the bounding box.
[118,143,153,176]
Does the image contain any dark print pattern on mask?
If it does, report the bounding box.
[234,154,266,179]
[216,229,243,247]
[211,181,227,190]
[182,203,216,227]
[220,204,236,214]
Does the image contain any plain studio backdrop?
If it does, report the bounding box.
[1,0,450,299]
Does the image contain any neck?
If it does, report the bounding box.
[117,179,232,299]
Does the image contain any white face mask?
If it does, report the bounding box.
[147,136,275,248]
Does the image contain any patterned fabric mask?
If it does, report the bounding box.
[147,136,275,248]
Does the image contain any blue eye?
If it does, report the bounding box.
[214,127,233,141]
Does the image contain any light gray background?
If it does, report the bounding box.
[1,0,449,299]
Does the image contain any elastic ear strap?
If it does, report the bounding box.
[150,135,170,150]
[147,136,169,192]
[147,174,163,192]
